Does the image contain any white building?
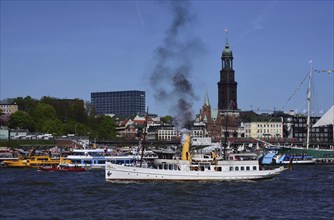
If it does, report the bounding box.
[244,120,283,139]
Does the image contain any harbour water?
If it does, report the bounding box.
[1,165,333,219]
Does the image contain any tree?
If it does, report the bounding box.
[63,120,90,136]
[41,119,63,135]
[31,103,57,131]
[32,103,57,121]
[97,115,116,140]
[0,113,10,126]
[12,96,38,112]
[8,110,35,131]
[161,115,173,124]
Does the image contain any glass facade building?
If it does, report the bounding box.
[91,90,145,116]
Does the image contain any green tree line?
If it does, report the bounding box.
[1,96,116,140]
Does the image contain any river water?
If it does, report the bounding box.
[1,165,333,220]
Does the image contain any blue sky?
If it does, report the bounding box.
[1,0,333,117]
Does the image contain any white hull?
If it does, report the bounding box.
[281,160,315,165]
[105,162,285,181]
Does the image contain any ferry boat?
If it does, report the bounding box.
[105,131,286,182]
[2,155,71,168]
[67,148,140,169]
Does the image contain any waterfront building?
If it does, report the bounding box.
[0,104,18,115]
[287,115,333,145]
[244,119,283,139]
[157,125,179,141]
[91,90,145,116]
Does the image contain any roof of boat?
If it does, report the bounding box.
[72,149,112,152]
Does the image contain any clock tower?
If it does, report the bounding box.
[217,30,238,111]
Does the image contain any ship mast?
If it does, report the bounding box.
[140,107,149,167]
[306,61,313,149]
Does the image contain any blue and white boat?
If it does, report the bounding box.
[66,149,140,169]
[260,148,315,165]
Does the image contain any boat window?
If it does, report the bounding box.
[159,164,163,169]
[164,164,168,170]
[241,166,245,171]
[246,166,250,171]
[230,166,233,171]
[214,167,222,171]
[235,166,239,171]
[253,166,257,170]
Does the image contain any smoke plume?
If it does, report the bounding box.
[149,1,203,129]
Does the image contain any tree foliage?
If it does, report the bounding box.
[5,96,119,140]
[8,110,35,131]
[96,115,116,140]
[41,119,64,135]
[161,115,173,124]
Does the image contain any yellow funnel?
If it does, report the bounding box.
[181,131,191,161]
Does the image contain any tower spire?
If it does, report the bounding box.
[224,28,229,47]
[204,89,210,106]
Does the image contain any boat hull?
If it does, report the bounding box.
[105,163,284,181]
[38,166,86,172]
[280,147,334,159]
[280,147,334,164]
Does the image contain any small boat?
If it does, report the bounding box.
[105,131,286,182]
[260,148,316,165]
[38,164,86,172]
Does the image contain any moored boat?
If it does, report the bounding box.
[66,148,141,169]
[2,155,71,168]
[260,148,316,165]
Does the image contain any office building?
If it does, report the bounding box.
[91,90,145,116]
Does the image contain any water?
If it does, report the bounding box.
[1,165,333,220]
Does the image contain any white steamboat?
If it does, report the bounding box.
[105,131,286,181]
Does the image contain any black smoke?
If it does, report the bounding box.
[149,1,203,129]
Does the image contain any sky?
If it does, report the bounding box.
[1,0,333,118]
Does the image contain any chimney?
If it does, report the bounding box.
[181,130,191,161]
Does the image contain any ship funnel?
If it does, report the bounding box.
[181,130,191,161]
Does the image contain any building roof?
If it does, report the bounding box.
[222,29,233,57]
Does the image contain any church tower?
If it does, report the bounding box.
[217,30,238,111]
[200,90,211,122]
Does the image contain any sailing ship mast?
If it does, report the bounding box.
[306,61,313,149]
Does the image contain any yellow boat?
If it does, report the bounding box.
[2,156,72,168]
